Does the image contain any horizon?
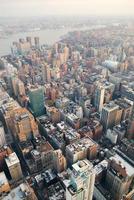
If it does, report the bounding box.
[0,0,134,18]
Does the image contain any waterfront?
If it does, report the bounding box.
[0,25,105,56]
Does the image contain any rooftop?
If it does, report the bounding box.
[5,152,20,167]
[2,183,33,200]
[110,153,134,177]
[103,101,119,111]
[48,182,65,200]
[115,98,133,109]
[66,137,98,154]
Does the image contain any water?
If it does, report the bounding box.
[0,25,105,56]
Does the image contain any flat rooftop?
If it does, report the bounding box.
[48,182,65,200]
[66,137,98,153]
[2,183,32,200]
[103,102,119,111]
[5,152,20,167]
[110,153,134,177]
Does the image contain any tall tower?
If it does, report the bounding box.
[101,102,119,131]
[127,102,134,139]
[42,63,51,83]
[34,37,40,49]
[26,36,32,47]
[94,86,105,112]
[66,159,95,200]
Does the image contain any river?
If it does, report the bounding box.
[0,25,105,56]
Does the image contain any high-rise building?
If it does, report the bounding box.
[5,152,23,181]
[114,98,133,121]
[127,102,134,139]
[0,121,6,147]
[41,63,51,83]
[10,107,39,142]
[11,77,25,97]
[34,37,40,49]
[106,154,134,200]
[53,149,66,173]
[101,102,120,131]
[28,85,45,117]
[18,40,31,55]
[63,46,69,62]
[66,159,95,200]
[94,86,105,112]
[26,36,32,46]
[17,79,26,96]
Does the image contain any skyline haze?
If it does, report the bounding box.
[0,0,134,17]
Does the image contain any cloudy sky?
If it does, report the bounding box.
[0,0,134,17]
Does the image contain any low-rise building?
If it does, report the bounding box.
[66,137,98,165]
[2,182,37,200]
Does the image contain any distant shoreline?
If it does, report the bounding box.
[0,25,105,57]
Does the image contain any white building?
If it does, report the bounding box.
[106,129,118,144]
[66,159,95,200]
[5,152,23,181]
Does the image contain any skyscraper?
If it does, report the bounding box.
[34,37,40,49]
[26,36,32,47]
[94,86,105,112]
[66,159,95,200]
[28,85,45,117]
[101,102,119,131]
[127,102,134,139]
[41,63,51,83]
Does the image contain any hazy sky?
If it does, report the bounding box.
[0,0,134,17]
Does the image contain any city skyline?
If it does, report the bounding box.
[0,0,134,17]
[0,1,134,199]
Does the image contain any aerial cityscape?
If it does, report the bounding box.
[0,1,134,200]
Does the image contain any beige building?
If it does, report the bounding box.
[10,108,39,141]
[42,63,51,83]
[5,152,23,181]
[53,149,66,173]
[66,137,98,165]
[106,154,134,200]
[46,106,61,123]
